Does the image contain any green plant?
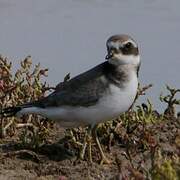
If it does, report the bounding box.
[0,55,52,147]
[151,150,179,180]
[160,85,180,117]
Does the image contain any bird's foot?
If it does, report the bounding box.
[92,124,112,165]
[79,132,93,163]
[79,141,87,160]
[100,155,111,165]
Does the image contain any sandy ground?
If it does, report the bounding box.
[0,116,179,180]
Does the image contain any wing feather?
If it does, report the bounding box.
[32,61,110,108]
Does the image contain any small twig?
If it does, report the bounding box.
[4,118,14,131]
[16,123,34,128]
[131,83,153,109]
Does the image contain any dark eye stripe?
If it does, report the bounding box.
[122,45,139,56]
[107,41,139,56]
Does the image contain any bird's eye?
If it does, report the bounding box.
[124,42,132,49]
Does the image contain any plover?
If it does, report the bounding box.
[1,34,140,164]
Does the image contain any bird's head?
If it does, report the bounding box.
[106,34,140,67]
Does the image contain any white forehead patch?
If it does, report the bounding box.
[107,41,119,49]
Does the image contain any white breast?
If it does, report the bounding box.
[18,72,138,128]
[89,71,138,124]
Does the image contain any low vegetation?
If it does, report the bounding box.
[0,55,179,179]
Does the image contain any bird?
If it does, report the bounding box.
[0,34,140,164]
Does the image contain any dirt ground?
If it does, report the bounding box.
[0,116,180,180]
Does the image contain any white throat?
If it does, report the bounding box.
[108,54,140,66]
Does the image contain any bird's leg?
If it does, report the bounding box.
[79,125,92,162]
[92,124,111,165]
[87,128,92,163]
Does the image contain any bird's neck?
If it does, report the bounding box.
[105,63,139,87]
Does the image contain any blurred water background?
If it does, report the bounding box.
[0,0,179,112]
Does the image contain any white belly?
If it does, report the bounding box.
[18,74,138,128]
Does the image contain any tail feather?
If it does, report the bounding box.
[0,106,22,117]
[0,100,42,118]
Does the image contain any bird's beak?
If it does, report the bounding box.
[105,51,114,60]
